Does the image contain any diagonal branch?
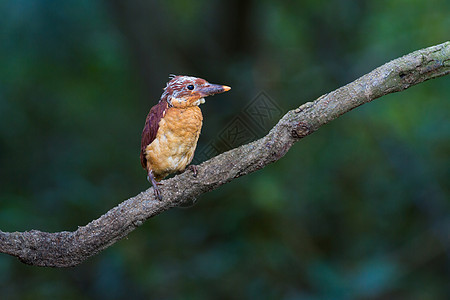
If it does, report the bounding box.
[1,42,449,267]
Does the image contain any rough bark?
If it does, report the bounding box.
[1,42,449,267]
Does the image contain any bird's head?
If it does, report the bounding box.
[161,75,231,108]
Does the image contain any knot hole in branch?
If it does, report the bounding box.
[291,122,311,139]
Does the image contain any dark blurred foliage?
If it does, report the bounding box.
[0,0,449,299]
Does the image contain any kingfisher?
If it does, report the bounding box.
[140,75,231,200]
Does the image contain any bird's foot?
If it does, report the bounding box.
[147,170,163,201]
[147,175,164,186]
[153,186,163,201]
[187,165,198,177]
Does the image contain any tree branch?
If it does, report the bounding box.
[1,42,449,267]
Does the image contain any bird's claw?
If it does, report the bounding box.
[148,170,163,201]
[187,165,198,177]
[153,186,163,201]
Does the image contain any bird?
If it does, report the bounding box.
[140,75,231,200]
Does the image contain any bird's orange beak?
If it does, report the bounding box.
[198,83,231,98]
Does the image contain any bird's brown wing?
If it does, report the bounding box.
[140,101,168,169]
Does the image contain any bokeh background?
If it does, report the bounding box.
[0,0,449,299]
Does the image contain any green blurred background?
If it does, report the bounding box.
[0,0,449,299]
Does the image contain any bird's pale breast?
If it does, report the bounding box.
[145,106,203,180]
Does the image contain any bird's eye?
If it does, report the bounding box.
[187,84,194,90]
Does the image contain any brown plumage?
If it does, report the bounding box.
[141,75,231,200]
